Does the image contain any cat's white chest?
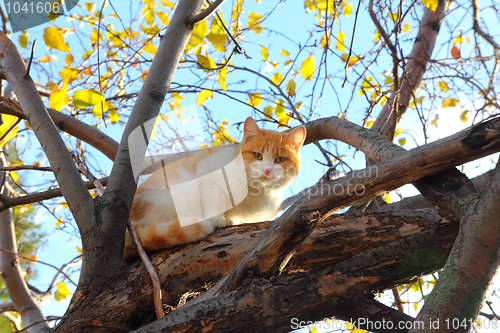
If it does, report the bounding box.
[224,187,283,224]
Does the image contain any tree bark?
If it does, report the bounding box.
[52,208,455,332]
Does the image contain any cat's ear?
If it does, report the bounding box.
[243,117,261,140]
[284,126,306,152]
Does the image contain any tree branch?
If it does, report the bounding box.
[410,157,500,332]
[0,32,94,236]
[0,156,51,332]
[187,0,226,25]
[191,116,500,303]
[0,103,118,161]
[371,0,450,140]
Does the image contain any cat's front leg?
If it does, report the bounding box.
[207,214,227,229]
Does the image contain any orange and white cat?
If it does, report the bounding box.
[123,117,306,260]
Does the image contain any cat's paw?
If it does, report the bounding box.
[208,215,226,229]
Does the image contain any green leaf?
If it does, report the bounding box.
[73,89,105,110]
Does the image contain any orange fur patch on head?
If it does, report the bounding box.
[129,197,151,221]
[240,126,304,176]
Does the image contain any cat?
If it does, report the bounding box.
[123,117,306,261]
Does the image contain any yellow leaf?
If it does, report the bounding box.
[431,114,439,127]
[196,89,213,106]
[206,32,228,52]
[0,114,20,148]
[92,101,110,118]
[343,2,352,16]
[19,31,28,49]
[389,13,398,22]
[271,73,284,85]
[374,30,380,41]
[320,34,330,49]
[442,98,459,108]
[187,20,208,50]
[55,218,62,226]
[394,128,404,137]
[281,49,290,57]
[60,68,78,84]
[385,76,394,84]
[336,30,346,51]
[55,281,71,301]
[365,118,375,128]
[465,36,470,43]
[196,54,216,71]
[43,26,71,53]
[49,82,70,111]
[399,137,406,146]
[263,105,273,119]
[409,96,425,107]
[109,108,120,123]
[141,70,149,81]
[76,246,82,253]
[156,11,169,25]
[145,9,155,25]
[159,0,174,8]
[421,0,438,12]
[438,81,449,92]
[310,328,318,333]
[287,79,296,96]
[171,92,185,101]
[73,89,105,110]
[300,54,315,80]
[341,53,360,66]
[453,35,463,44]
[247,94,262,107]
[261,46,269,62]
[284,60,294,69]
[218,67,227,91]
[65,54,74,65]
[414,302,419,310]
[39,55,51,63]
[143,42,157,54]
[460,110,469,122]
[402,22,410,33]
[248,12,263,34]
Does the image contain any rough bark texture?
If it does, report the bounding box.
[127,208,457,332]
[54,208,456,332]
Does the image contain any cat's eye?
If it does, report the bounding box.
[254,152,263,160]
[275,156,285,164]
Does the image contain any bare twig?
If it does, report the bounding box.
[127,222,164,320]
[25,40,36,76]
[0,165,52,172]
[0,247,77,286]
[71,153,105,195]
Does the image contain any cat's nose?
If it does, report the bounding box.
[263,167,272,176]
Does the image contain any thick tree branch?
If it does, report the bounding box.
[371,0,450,140]
[189,116,500,305]
[0,158,50,332]
[187,0,226,24]
[0,32,94,235]
[131,209,457,333]
[0,103,118,161]
[57,208,456,331]
[410,156,500,332]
